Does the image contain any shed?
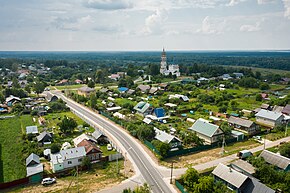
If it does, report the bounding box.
[259,150,290,171]
[26,126,39,135]
[231,130,244,141]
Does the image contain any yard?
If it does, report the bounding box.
[0,115,34,183]
[6,160,131,193]
[161,139,259,168]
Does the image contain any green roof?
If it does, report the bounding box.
[134,102,150,114]
[189,118,220,137]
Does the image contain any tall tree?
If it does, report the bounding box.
[58,116,77,134]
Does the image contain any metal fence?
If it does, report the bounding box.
[175,180,188,193]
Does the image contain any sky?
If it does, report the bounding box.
[0,0,290,51]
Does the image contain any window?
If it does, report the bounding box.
[68,161,72,165]
[78,159,82,162]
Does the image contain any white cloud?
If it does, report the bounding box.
[196,16,226,34]
[83,0,133,10]
[240,22,261,32]
[282,0,290,19]
[53,15,93,31]
[226,0,247,6]
[257,0,277,4]
[141,9,168,35]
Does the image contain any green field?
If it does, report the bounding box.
[0,115,34,182]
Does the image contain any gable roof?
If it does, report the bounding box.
[77,139,102,154]
[134,101,151,114]
[189,118,221,137]
[45,92,58,102]
[99,88,109,93]
[154,108,165,118]
[154,127,181,143]
[259,150,290,170]
[137,85,150,92]
[73,133,97,146]
[92,130,106,140]
[26,126,39,134]
[60,146,86,160]
[26,153,40,166]
[36,131,52,142]
[212,163,248,188]
[127,89,135,95]
[5,95,21,103]
[241,178,275,193]
[149,87,158,94]
[78,86,95,93]
[282,104,290,115]
[228,116,254,128]
[118,87,129,92]
[255,109,283,121]
[26,163,43,177]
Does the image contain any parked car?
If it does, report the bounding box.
[237,150,253,159]
[107,144,113,151]
[41,177,56,186]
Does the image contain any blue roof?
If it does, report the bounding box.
[155,108,165,118]
[118,87,129,92]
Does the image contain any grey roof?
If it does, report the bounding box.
[5,95,21,103]
[149,87,158,94]
[78,86,95,93]
[241,178,275,193]
[259,150,290,170]
[26,153,40,166]
[60,146,86,160]
[212,163,248,188]
[26,163,43,177]
[261,103,270,109]
[255,109,283,121]
[133,102,151,114]
[228,116,254,128]
[231,159,256,175]
[272,105,284,113]
[92,130,106,140]
[36,131,52,142]
[99,88,109,93]
[26,126,39,134]
[189,118,221,137]
[73,133,97,146]
[154,128,181,143]
[127,89,135,95]
[137,85,150,92]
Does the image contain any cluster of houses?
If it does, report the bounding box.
[212,149,290,192]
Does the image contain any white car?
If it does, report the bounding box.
[107,144,113,151]
[41,177,56,185]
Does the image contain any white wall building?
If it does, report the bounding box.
[160,48,180,77]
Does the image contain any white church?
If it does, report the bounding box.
[160,48,180,77]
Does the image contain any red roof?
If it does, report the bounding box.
[77,139,102,154]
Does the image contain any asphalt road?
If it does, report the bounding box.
[53,91,174,193]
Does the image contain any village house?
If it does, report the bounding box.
[282,104,290,115]
[133,101,153,116]
[137,85,151,93]
[45,92,58,103]
[77,86,96,97]
[259,150,290,172]
[108,74,120,81]
[255,109,284,128]
[127,89,135,95]
[26,153,43,177]
[5,95,21,106]
[118,87,129,93]
[50,146,86,172]
[36,131,53,145]
[74,79,83,84]
[212,163,275,193]
[56,79,69,86]
[154,128,182,149]
[188,118,224,144]
[228,116,260,135]
[77,139,102,162]
[26,125,39,135]
[169,94,189,102]
[92,130,109,145]
[73,133,98,147]
[99,87,109,93]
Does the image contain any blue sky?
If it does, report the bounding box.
[0,0,290,51]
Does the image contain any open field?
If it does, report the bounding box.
[227,65,290,76]
[0,115,34,182]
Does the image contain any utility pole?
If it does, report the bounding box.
[170,162,174,184]
[116,153,119,176]
[124,152,127,178]
[285,120,289,137]
[264,135,266,150]
[77,165,79,193]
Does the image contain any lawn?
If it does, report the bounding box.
[0,115,34,182]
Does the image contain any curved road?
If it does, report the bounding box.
[52,91,174,193]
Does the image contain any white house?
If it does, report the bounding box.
[255,109,284,128]
[50,146,86,172]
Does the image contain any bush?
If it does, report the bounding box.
[51,143,60,154]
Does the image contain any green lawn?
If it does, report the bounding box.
[0,115,34,182]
